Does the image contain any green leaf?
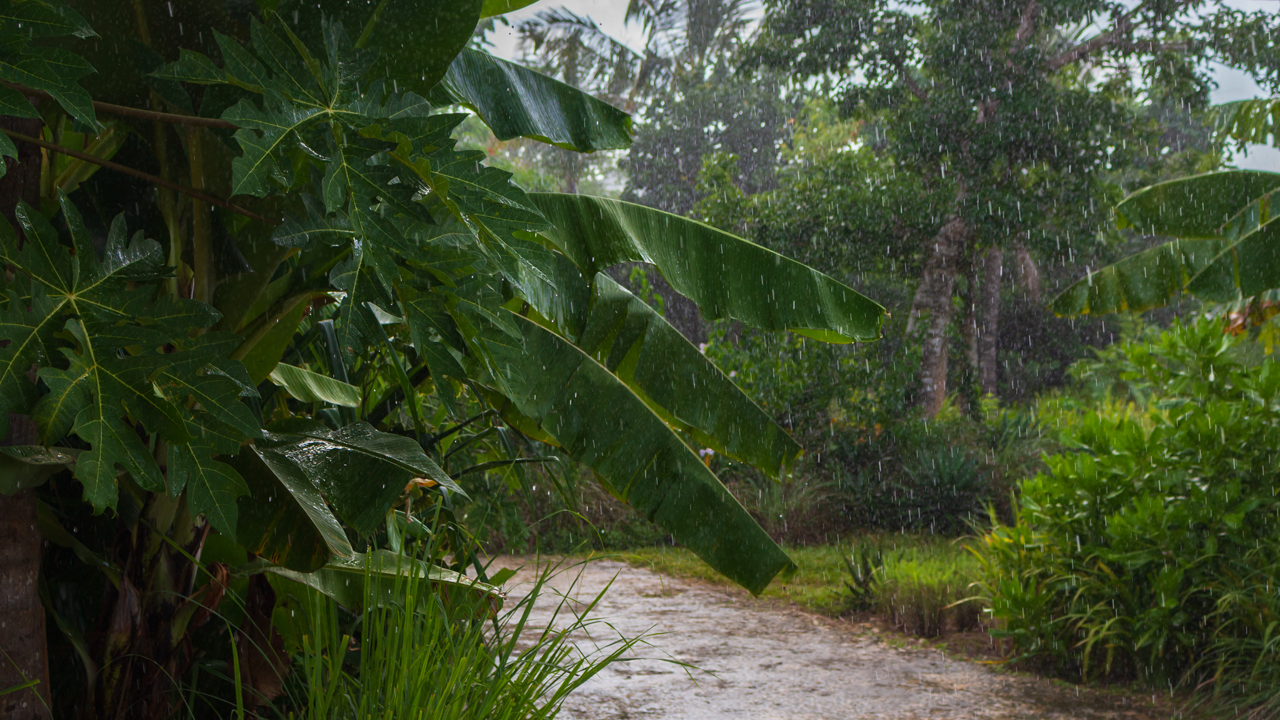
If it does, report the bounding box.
[1054,170,1280,316]
[1050,239,1232,316]
[0,195,257,511]
[1188,215,1280,300]
[233,446,355,573]
[1115,170,1280,239]
[577,274,802,477]
[480,0,542,17]
[269,362,361,407]
[0,445,75,495]
[533,194,886,342]
[0,39,97,128]
[168,441,249,535]
[273,0,481,94]
[0,1,95,39]
[438,48,632,153]
[260,422,463,536]
[239,550,500,616]
[488,313,796,595]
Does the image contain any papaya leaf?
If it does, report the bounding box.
[0,197,257,511]
[532,194,885,342]
[271,0,482,94]
[0,0,97,130]
[489,313,796,595]
[438,48,632,153]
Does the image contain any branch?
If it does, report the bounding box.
[2,130,274,225]
[1046,0,1195,71]
[1012,1,1042,54]
[895,64,928,101]
[1047,4,1143,70]
[2,81,238,130]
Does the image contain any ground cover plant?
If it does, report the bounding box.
[621,534,981,630]
[0,2,890,718]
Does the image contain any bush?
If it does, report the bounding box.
[977,318,1280,713]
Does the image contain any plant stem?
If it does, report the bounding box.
[1,129,276,225]
[187,126,215,306]
[1,81,237,130]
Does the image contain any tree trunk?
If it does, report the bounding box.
[0,112,51,720]
[1013,240,1040,302]
[979,246,1002,397]
[909,216,967,417]
[958,251,979,415]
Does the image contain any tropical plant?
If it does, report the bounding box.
[0,2,886,718]
[1050,168,1280,317]
[975,318,1280,715]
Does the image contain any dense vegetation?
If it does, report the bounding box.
[1,0,1279,718]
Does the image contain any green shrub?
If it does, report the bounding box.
[977,318,1280,713]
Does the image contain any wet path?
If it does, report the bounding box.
[493,557,1167,720]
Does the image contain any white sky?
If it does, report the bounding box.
[490,0,1279,170]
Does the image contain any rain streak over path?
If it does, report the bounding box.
[492,557,1167,720]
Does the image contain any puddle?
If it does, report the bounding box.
[491,556,1174,720]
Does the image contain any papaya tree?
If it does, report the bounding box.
[0,1,885,718]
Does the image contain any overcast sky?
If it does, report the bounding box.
[489,0,1279,170]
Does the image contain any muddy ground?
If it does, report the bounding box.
[491,556,1177,720]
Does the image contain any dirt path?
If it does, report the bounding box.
[493,556,1170,720]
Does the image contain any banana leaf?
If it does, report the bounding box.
[1050,239,1232,316]
[437,49,633,153]
[532,194,885,342]
[1114,170,1280,239]
[268,362,361,407]
[487,313,796,595]
[1053,170,1280,316]
[575,274,802,477]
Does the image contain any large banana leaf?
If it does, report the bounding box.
[233,447,354,573]
[1050,239,1232,315]
[1114,170,1280,238]
[238,550,501,616]
[575,274,802,477]
[1053,170,1280,316]
[532,194,885,342]
[259,422,463,536]
[437,49,633,153]
[480,0,542,17]
[488,313,796,595]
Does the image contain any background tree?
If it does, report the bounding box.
[748,0,1269,415]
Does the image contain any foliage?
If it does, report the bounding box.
[286,549,639,720]
[869,541,983,638]
[1053,169,1280,317]
[0,1,891,717]
[976,319,1280,713]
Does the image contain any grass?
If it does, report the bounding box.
[617,534,982,623]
